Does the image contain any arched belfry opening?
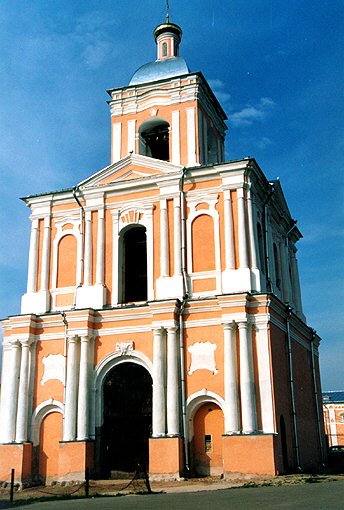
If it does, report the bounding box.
[100,362,152,477]
[120,225,147,303]
[139,118,170,161]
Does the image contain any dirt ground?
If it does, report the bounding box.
[1,472,344,505]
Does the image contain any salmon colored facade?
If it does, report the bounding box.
[0,20,326,485]
[323,391,344,447]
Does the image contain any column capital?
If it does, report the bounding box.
[152,326,163,335]
[222,321,236,331]
[166,325,178,334]
[10,339,21,349]
[19,337,33,348]
[67,334,80,344]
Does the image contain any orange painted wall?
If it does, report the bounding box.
[192,214,216,272]
[39,412,63,480]
[56,235,77,288]
[192,403,224,476]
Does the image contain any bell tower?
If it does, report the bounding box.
[107,19,227,168]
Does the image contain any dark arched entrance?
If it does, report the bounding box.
[101,362,152,477]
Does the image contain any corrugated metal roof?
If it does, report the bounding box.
[322,391,344,403]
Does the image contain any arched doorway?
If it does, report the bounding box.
[121,225,147,303]
[38,412,63,483]
[100,362,152,477]
[191,402,224,477]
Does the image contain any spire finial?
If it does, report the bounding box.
[166,0,170,23]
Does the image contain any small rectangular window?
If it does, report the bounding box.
[204,434,212,452]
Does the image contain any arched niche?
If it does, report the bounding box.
[139,117,170,161]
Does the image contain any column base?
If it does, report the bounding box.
[58,440,94,482]
[222,268,253,293]
[222,433,278,476]
[149,437,183,480]
[75,284,106,310]
[0,443,32,485]
[21,290,50,314]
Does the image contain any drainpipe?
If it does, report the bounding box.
[178,167,190,475]
[263,183,275,293]
[72,186,85,308]
[310,328,325,466]
[61,311,68,432]
[286,305,301,470]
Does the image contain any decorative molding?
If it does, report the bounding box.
[115,341,134,355]
[41,354,65,386]
[188,341,218,375]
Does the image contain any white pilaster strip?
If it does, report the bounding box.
[247,187,258,270]
[224,190,235,270]
[152,327,166,437]
[255,323,275,433]
[64,335,79,441]
[223,322,240,433]
[0,341,21,442]
[77,335,90,440]
[96,209,105,285]
[280,240,291,303]
[27,218,39,293]
[111,211,120,305]
[238,321,257,433]
[173,196,182,276]
[40,216,51,291]
[15,338,32,442]
[237,187,249,269]
[186,107,197,166]
[160,199,169,277]
[145,206,155,301]
[291,249,303,315]
[111,122,122,163]
[127,119,136,154]
[171,110,180,165]
[84,210,92,286]
[167,326,180,436]
[203,114,208,165]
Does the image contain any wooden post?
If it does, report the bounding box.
[10,468,15,503]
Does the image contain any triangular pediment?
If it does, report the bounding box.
[78,154,183,189]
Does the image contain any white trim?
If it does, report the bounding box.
[186,390,225,442]
[186,107,197,166]
[127,119,136,154]
[92,350,153,434]
[31,399,64,446]
[171,110,180,165]
[111,122,122,163]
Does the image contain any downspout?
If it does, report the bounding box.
[286,305,301,470]
[61,311,68,433]
[310,328,325,465]
[72,186,85,308]
[178,167,190,475]
[263,183,275,293]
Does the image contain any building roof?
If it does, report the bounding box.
[322,391,344,403]
[129,56,190,86]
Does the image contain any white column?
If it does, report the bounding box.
[280,240,291,303]
[111,211,120,305]
[255,323,275,433]
[237,188,249,269]
[64,335,79,441]
[77,335,90,440]
[224,190,235,270]
[127,119,136,154]
[152,327,166,437]
[40,216,51,291]
[291,248,303,315]
[203,115,208,165]
[172,110,180,165]
[15,338,32,443]
[186,107,197,166]
[0,340,21,442]
[27,218,39,293]
[111,122,122,163]
[84,210,93,286]
[145,206,155,301]
[160,199,169,277]
[247,187,258,270]
[167,326,179,436]
[238,322,257,433]
[173,196,182,276]
[96,209,105,285]
[223,322,240,433]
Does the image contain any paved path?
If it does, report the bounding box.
[1,480,343,509]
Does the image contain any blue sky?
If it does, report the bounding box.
[0,0,343,389]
